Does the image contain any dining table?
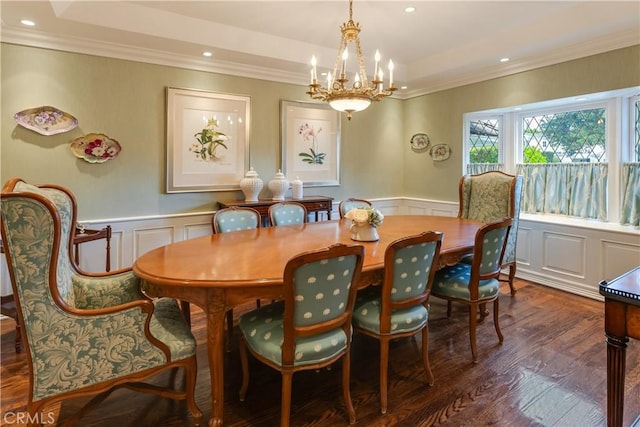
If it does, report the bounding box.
[133,215,482,426]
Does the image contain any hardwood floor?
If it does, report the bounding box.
[2,279,639,426]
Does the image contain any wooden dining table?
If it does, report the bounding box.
[133,215,482,426]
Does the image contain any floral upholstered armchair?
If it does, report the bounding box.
[0,178,202,426]
[458,171,523,295]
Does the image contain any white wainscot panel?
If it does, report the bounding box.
[184,223,213,240]
[542,232,586,278]
[515,227,532,266]
[601,239,640,281]
[134,227,175,259]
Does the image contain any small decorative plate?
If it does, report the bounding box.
[14,106,78,136]
[430,144,451,161]
[71,133,121,163]
[410,133,430,152]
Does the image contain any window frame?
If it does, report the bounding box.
[462,87,640,225]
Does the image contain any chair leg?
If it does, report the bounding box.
[468,303,478,363]
[281,371,293,427]
[239,338,250,401]
[421,327,435,386]
[508,264,517,296]
[379,338,390,414]
[493,298,504,343]
[184,359,203,426]
[226,309,234,352]
[342,352,356,424]
[446,300,452,317]
[180,300,191,325]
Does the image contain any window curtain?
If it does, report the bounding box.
[516,163,608,221]
[467,163,503,175]
[620,163,640,227]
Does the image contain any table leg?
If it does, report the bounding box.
[205,293,227,427]
[606,334,628,427]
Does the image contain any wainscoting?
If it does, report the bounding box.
[3,197,637,301]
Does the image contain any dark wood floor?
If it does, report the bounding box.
[2,279,639,427]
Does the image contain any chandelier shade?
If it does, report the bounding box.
[306,0,396,120]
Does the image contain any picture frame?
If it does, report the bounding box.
[166,87,250,193]
[280,100,340,187]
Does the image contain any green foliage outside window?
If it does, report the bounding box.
[469,146,498,163]
[523,147,548,163]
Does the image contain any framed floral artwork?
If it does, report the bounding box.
[166,87,250,192]
[280,100,340,187]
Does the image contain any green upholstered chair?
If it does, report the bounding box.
[352,231,442,414]
[431,217,512,363]
[338,198,372,219]
[268,201,308,226]
[212,206,261,233]
[238,243,364,427]
[212,206,262,349]
[458,171,523,295]
[0,178,202,426]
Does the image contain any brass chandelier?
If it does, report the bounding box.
[306,0,396,120]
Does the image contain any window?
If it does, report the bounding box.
[463,87,640,225]
[465,117,503,174]
[521,108,606,163]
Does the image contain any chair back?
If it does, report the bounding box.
[1,179,79,309]
[212,206,261,233]
[281,243,364,365]
[380,231,442,332]
[458,171,522,265]
[339,198,372,218]
[0,179,169,402]
[471,217,512,282]
[268,201,308,226]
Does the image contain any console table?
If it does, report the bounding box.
[599,266,640,427]
[74,225,112,272]
[218,196,333,224]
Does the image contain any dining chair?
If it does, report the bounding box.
[0,178,202,426]
[212,206,262,233]
[338,198,372,219]
[238,243,365,427]
[352,231,443,414]
[212,206,262,349]
[431,217,513,363]
[458,171,523,295]
[268,201,308,226]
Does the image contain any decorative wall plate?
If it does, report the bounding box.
[71,133,121,163]
[430,144,451,161]
[410,132,430,152]
[14,106,78,136]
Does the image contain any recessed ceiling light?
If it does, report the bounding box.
[20,19,35,27]
[500,57,510,63]
[404,6,416,13]
[202,51,213,57]
[401,86,408,90]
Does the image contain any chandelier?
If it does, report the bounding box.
[306,0,396,120]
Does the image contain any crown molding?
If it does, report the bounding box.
[2,26,638,100]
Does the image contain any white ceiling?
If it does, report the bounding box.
[1,1,639,98]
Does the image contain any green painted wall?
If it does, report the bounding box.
[1,43,638,220]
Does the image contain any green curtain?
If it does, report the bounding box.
[620,163,640,226]
[516,163,608,221]
[467,163,503,175]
